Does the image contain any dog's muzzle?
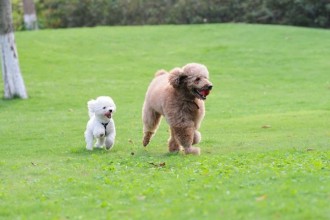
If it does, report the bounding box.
[194,85,212,100]
[104,110,112,118]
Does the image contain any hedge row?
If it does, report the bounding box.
[14,0,330,29]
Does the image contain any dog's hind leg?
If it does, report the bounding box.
[142,109,161,146]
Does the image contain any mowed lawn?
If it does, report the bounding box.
[0,24,329,219]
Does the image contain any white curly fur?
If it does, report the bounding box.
[84,96,116,150]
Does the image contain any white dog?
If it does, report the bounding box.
[84,96,116,150]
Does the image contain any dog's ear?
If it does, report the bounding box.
[111,102,117,113]
[87,99,96,112]
[168,67,187,88]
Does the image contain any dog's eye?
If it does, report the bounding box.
[103,107,106,109]
[195,77,201,82]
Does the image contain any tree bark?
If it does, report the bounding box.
[22,0,38,30]
[0,0,28,99]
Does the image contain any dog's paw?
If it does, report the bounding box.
[193,131,201,145]
[143,131,153,147]
[99,133,105,138]
[168,145,182,153]
[105,138,114,150]
[184,146,201,155]
[86,145,93,151]
[105,142,114,150]
[95,141,103,149]
[105,145,113,150]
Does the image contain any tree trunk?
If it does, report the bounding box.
[0,0,28,99]
[22,0,38,30]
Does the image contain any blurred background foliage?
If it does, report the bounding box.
[12,0,330,30]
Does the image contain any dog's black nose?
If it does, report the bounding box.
[109,110,112,113]
[208,85,213,90]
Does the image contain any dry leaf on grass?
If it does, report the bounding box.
[149,162,166,167]
[256,194,267,202]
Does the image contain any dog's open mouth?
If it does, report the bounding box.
[104,112,112,118]
[193,88,211,100]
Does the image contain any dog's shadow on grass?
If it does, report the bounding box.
[0,97,27,109]
[69,147,111,156]
[69,145,201,159]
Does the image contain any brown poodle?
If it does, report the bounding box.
[142,63,213,155]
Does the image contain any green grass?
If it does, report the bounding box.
[0,24,329,219]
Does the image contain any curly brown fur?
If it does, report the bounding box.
[142,63,212,155]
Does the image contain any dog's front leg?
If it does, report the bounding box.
[193,130,201,145]
[105,121,116,150]
[172,126,200,155]
[168,128,181,153]
[105,136,115,150]
[85,131,94,151]
[93,127,105,139]
[95,137,105,148]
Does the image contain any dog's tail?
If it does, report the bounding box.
[155,69,167,77]
[87,99,96,118]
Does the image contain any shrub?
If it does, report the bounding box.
[12,0,330,29]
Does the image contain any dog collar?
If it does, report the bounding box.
[192,100,199,109]
[101,122,109,129]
